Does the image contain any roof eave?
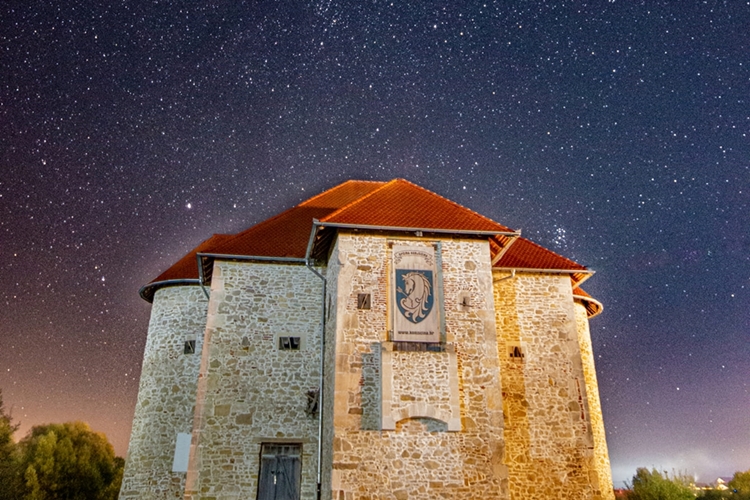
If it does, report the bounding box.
[573,292,604,318]
[139,279,201,303]
[316,220,519,236]
[492,267,594,288]
[309,219,520,261]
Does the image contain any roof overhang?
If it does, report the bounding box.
[572,290,604,318]
[306,219,521,262]
[139,279,201,303]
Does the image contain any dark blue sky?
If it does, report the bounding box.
[1,0,748,486]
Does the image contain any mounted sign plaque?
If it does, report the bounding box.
[391,244,441,343]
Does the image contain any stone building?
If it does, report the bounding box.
[120,179,614,500]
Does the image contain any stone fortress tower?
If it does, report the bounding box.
[120,179,614,500]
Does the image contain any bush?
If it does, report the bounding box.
[627,468,694,500]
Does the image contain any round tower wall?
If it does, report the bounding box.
[119,285,207,499]
[574,300,615,500]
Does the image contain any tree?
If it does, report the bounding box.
[18,421,123,500]
[627,467,694,500]
[728,470,750,499]
[0,390,22,500]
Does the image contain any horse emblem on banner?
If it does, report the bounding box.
[396,270,434,323]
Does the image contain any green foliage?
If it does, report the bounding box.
[627,467,695,500]
[698,489,730,499]
[0,390,22,500]
[0,390,124,499]
[718,470,750,500]
[17,421,123,500]
[729,470,750,497]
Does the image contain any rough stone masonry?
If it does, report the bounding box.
[120,179,614,499]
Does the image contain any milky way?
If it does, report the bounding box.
[1,1,748,485]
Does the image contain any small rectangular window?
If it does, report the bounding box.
[278,336,301,350]
[357,293,371,309]
[184,340,196,354]
[508,345,524,360]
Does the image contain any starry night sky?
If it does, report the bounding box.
[1,0,748,486]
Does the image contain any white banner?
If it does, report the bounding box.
[391,245,440,343]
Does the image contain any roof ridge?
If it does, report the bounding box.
[299,179,385,207]
[392,178,510,229]
[319,178,399,222]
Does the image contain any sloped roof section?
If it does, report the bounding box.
[139,233,233,302]
[301,179,385,208]
[320,179,513,233]
[206,180,385,259]
[154,234,234,282]
[140,181,385,301]
[493,236,591,288]
[494,236,586,270]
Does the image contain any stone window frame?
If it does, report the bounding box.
[276,333,306,351]
[507,343,525,362]
[357,292,371,310]
[183,339,196,354]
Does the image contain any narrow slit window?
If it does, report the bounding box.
[357,293,371,310]
[184,340,196,354]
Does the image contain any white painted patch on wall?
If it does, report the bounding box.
[172,433,191,472]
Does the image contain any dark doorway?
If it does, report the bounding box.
[257,443,301,500]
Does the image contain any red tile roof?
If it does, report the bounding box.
[493,236,592,288]
[493,236,586,271]
[320,179,513,233]
[151,234,233,282]
[140,233,234,301]
[203,180,385,259]
[140,181,386,301]
[141,179,598,312]
[300,179,385,208]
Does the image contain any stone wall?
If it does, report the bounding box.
[574,301,614,499]
[122,234,613,500]
[381,344,460,430]
[325,233,508,499]
[493,272,608,499]
[119,285,207,499]
[184,261,323,500]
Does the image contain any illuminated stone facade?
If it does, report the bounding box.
[493,272,612,499]
[120,179,613,499]
[119,286,206,499]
